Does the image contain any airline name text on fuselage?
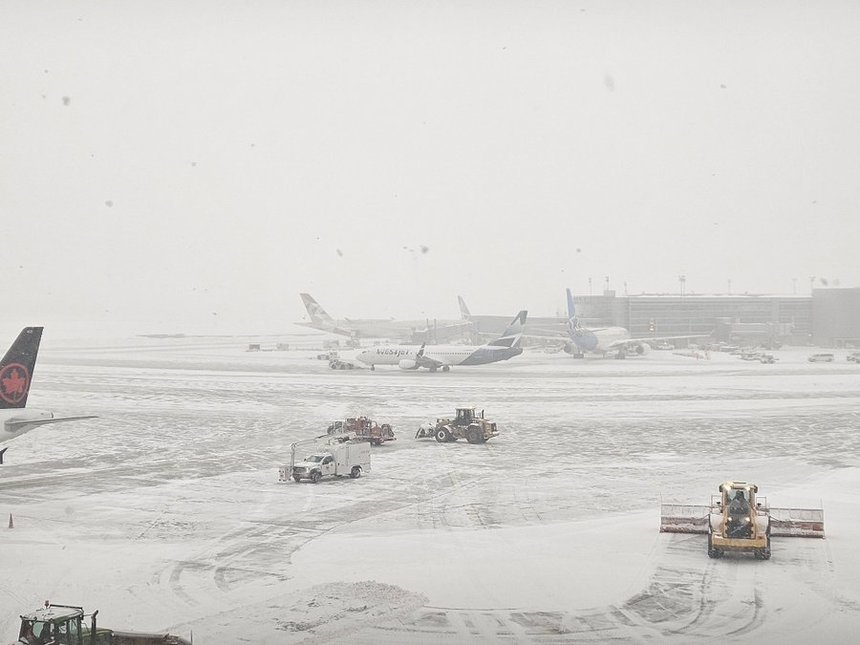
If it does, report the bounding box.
[374,348,414,357]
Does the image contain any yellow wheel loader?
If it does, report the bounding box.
[660,480,825,560]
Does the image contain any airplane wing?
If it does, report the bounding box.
[6,415,98,429]
[413,321,474,343]
[605,335,712,350]
[294,321,357,337]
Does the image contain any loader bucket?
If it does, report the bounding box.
[659,504,710,534]
[769,507,825,538]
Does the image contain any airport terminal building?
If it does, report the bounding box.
[574,288,860,348]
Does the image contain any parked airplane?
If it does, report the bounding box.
[563,288,706,358]
[355,311,528,371]
[297,293,470,343]
[458,296,567,340]
[0,327,97,463]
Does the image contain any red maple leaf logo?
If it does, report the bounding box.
[0,364,29,404]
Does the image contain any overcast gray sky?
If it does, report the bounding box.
[2,1,859,335]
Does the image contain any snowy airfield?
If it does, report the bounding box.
[2,333,860,644]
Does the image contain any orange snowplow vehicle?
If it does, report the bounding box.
[327,416,395,446]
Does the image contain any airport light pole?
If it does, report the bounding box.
[679,274,686,297]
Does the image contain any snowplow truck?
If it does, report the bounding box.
[280,434,371,483]
[660,480,825,560]
[328,416,395,445]
[16,601,191,645]
[416,407,498,444]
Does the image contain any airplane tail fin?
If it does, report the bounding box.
[300,293,335,325]
[0,327,43,410]
[458,296,471,321]
[565,288,582,332]
[487,311,528,348]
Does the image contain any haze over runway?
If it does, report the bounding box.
[2,1,860,337]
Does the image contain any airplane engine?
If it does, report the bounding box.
[563,342,575,355]
[634,343,650,355]
[398,359,418,370]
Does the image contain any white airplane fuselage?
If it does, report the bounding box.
[356,343,522,369]
[567,324,632,355]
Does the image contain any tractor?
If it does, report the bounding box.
[660,480,825,560]
[416,407,498,444]
[15,601,190,645]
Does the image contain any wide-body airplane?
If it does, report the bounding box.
[563,288,706,358]
[458,296,567,340]
[297,293,470,343]
[0,327,97,463]
[355,311,527,371]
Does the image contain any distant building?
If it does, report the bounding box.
[812,288,860,347]
[575,292,814,346]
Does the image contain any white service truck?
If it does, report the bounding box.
[280,436,371,483]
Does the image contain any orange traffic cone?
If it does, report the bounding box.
[8,513,13,529]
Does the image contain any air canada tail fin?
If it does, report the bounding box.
[0,327,43,410]
[457,296,471,321]
[487,311,528,348]
[300,293,335,325]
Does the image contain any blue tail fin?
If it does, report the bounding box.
[566,288,576,321]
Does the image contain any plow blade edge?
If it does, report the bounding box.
[659,504,710,534]
[769,507,825,538]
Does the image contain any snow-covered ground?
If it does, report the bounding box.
[2,336,860,643]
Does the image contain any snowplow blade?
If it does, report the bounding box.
[769,507,825,538]
[659,504,710,534]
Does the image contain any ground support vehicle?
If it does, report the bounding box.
[329,358,358,369]
[328,416,395,445]
[15,601,191,645]
[759,354,777,363]
[416,407,498,444]
[808,353,835,362]
[847,351,860,363]
[660,480,824,560]
[280,435,371,483]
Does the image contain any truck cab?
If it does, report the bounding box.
[295,452,336,478]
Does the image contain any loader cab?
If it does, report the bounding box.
[455,408,475,425]
[455,408,484,426]
[720,482,758,510]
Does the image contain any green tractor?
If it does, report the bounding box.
[16,601,191,645]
